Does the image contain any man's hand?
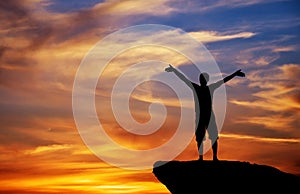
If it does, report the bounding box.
[165,64,175,72]
[235,69,246,77]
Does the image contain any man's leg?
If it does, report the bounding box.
[207,113,219,161]
[212,139,218,161]
[196,125,205,161]
[197,140,204,161]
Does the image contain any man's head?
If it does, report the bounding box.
[199,72,209,85]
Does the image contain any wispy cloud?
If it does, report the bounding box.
[25,144,72,155]
[234,115,296,131]
[235,46,280,67]
[272,46,298,53]
[169,0,287,13]
[189,31,256,43]
[220,133,300,143]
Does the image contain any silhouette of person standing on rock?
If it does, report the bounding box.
[165,64,245,161]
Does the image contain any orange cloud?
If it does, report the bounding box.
[0,142,170,193]
[230,64,300,136]
[218,133,300,175]
[220,133,300,143]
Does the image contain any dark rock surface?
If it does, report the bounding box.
[153,160,300,193]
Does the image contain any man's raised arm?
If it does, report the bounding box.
[223,69,245,83]
[212,69,246,89]
[165,64,193,89]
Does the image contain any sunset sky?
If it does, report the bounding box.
[1,0,300,193]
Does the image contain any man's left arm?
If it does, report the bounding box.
[211,69,246,89]
[223,69,245,83]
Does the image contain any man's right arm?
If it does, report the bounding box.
[165,64,193,89]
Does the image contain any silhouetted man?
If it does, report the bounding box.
[165,64,245,161]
